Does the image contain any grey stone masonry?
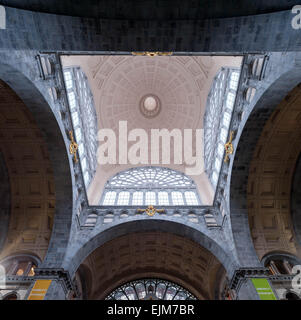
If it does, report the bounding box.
[0,6,300,52]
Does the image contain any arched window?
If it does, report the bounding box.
[105,278,197,300]
[100,167,201,206]
[63,67,98,187]
[0,255,40,277]
[204,68,240,188]
[262,253,300,275]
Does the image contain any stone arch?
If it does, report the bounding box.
[66,219,238,283]
[261,251,301,269]
[0,62,73,267]
[230,62,301,266]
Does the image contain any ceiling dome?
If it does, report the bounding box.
[93,56,211,131]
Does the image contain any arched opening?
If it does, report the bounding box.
[74,231,228,300]
[0,254,40,277]
[0,80,56,261]
[247,84,301,261]
[0,62,73,268]
[230,64,301,267]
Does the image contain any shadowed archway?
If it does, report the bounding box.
[0,62,73,267]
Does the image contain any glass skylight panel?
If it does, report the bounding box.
[83,171,90,184]
[78,143,84,156]
[217,143,224,157]
[215,157,221,170]
[75,127,82,142]
[117,192,130,205]
[67,92,76,109]
[158,192,169,205]
[220,128,228,143]
[229,72,239,90]
[72,111,79,127]
[171,192,184,205]
[81,157,87,172]
[132,192,143,205]
[185,191,199,205]
[212,172,218,185]
[103,191,116,205]
[222,112,231,127]
[145,192,156,205]
[226,92,235,110]
[64,71,73,89]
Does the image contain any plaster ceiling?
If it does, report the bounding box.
[61,54,242,205]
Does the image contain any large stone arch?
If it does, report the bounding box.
[230,61,301,266]
[65,219,238,281]
[0,62,73,267]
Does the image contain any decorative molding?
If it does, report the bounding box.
[137,205,165,217]
[132,52,173,57]
[69,130,78,163]
[224,131,235,162]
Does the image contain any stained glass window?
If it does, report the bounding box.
[105,278,197,300]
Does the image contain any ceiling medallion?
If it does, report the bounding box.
[139,94,161,118]
[132,52,173,57]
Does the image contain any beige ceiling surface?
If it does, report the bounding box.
[0,80,55,261]
[61,55,242,205]
[248,84,301,261]
[80,231,224,300]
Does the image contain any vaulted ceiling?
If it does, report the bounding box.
[247,84,301,260]
[0,80,55,261]
[80,231,225,300]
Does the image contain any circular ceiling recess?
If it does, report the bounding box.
[140,94,161,118]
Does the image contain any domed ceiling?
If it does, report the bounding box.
[61,54,242,205]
